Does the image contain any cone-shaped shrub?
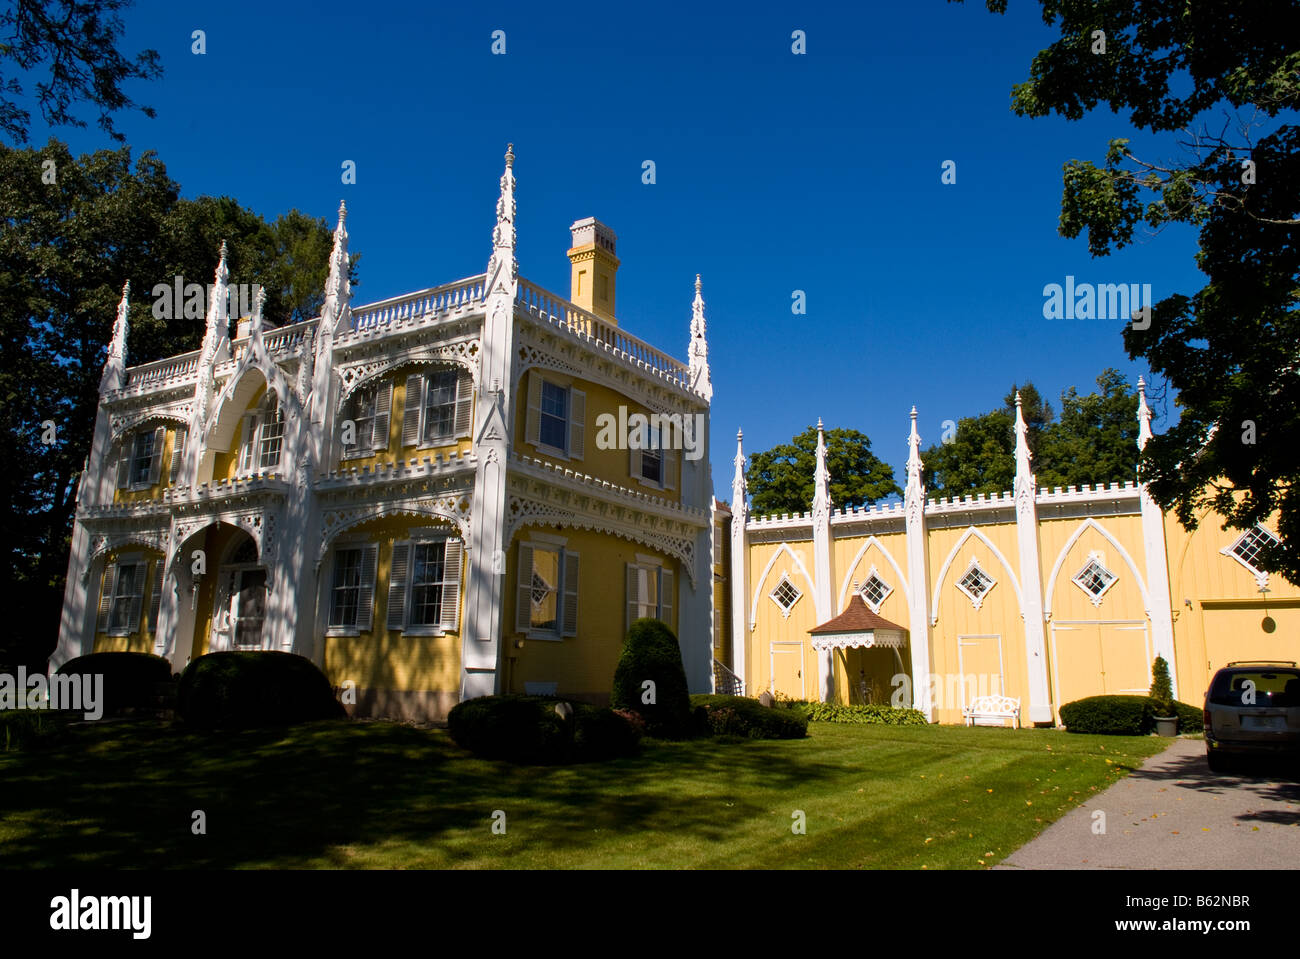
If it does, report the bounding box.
[610,618,692,738]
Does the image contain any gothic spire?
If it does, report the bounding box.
[905,406,923,494]
[486,143,517,291]
[100,280,130,393]
[812,418,832,515]
[1014,390,1033,477]
[732,429,748,512]
[688,273,712,400]
[324,201,352,334]
[1137,375,1153,452]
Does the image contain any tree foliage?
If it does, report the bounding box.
[960,0,1300,583]
[922,371,1138,495]
[747,426,899,515]
[0,0,162,144]
[0,139,358,667]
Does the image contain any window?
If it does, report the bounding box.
[386,536,463,632]
[627,561,673,629]
[1227,525,1280,577]
[516,542,579,638]
[328,544,377,631]
[630,420,678,489]
[956,561,996,610]
[402,369,472,449]
[770,575,801,618]
[1073,556,1117,605]
[116,426,166,490]
[341,381,392,458]
[97,559,147,635]
[238,392,288,474]
[257,394,285,469]
[859,571,892,612]
[524,372,585,460]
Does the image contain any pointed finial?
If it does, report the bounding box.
[250,285,267,335]
[1137,376,1153,452]
[1015,390,1023,408]
[737,428,743,443]
[505,142,514,168]
[219,239,228,263]
[817,417,824,431]
[910,405,918,423]
[695,273,702,294]
[338,199,347,224]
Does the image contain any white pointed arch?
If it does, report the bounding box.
[930,526,1023,626]
[749,542,817,625]
[837,535,910,612]
[1044,517,1150,619]
[337,346,479,406]
[204,357,301,461]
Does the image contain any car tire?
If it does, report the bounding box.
[1206,749,1230,773]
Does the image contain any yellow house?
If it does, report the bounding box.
[54,146,715,720]
[727,396,1299,725]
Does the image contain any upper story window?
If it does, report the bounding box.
[341,381,393,459]
[524,372,584,460]
[859,571,893,612]
[956,560,996,610]
[116,425,166,490]
[402,368,472,449]
[238,391,285,475]
[630,421,677,491]
[1225,524,1281,582]
[770,575,801,618]
[1073,555,1117,606]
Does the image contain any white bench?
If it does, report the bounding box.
[963,695,1020,729]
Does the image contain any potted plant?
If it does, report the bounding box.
[1149,655,1178,736]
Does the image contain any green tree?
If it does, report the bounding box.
[1036,370,1139,489]
[960,0,1299,584]
[747,426,899,515]
[922,380,1051,495]
[0,0,162,144]
[0,139,357,668]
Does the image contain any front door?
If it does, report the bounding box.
[233,568,267,649]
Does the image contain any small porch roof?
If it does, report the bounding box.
[808,595,908,651]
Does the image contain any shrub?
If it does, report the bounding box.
[56,652,174,716]
[177,652,345,729]
[1173,700,1202,734]
[0,710,72,752]
[1059,695,1154,735]
[610,618,693,738]
[447,695,640,764]
[690,694,808,739]
[1149,656,1174,715]
[794,702,929,726]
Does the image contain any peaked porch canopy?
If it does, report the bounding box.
[808,595,908,651]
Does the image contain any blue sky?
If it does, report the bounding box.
[24,0,1207,500]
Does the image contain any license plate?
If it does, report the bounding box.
[1243,715,1285,730]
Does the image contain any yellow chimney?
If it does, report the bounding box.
[567,217,619,324]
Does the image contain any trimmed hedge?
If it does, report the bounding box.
[447,695,641,764]
[1060,695,1204,736]
[177,652,345,729]
[610,618,693,738]
[794,702,929,726]
[56,652,174,716]
[690,694,808,739]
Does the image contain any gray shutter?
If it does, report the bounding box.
[440,539,463,631]
[630,445,643,483]
[356,544,378,631]
[116,439,131,489]
[516,544,534,632]
[664,447,678,490]
[453,371,473,439]
[238,416,254,473]
[147,426,166,485]
[386,542,409,630]
[660,567,674,627]
[402,374,423,447]
[169,428,187,483]
[569,388,585,460]
[97,563,118,632]
[372,381,393,451]
[126,562,147,632]
[562,551,579,637]
[626,564,640,633]
[525,372,542,446]
[148,560,164,631]
[341,393,359,459]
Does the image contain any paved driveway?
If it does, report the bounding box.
[998,738,1300,869]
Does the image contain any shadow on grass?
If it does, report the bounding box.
[0,720,847,869]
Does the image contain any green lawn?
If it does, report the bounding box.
[0,719,1169,869]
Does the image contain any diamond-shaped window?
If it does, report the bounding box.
[859,572,892,612]
[1229,525,1279,575]
[1073,556,1117,605]
[956,562,995,609]
[770,576,802,617]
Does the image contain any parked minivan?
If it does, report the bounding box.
[1203,661,1300,772]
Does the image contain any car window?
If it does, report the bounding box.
[1209,670,1300,706]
